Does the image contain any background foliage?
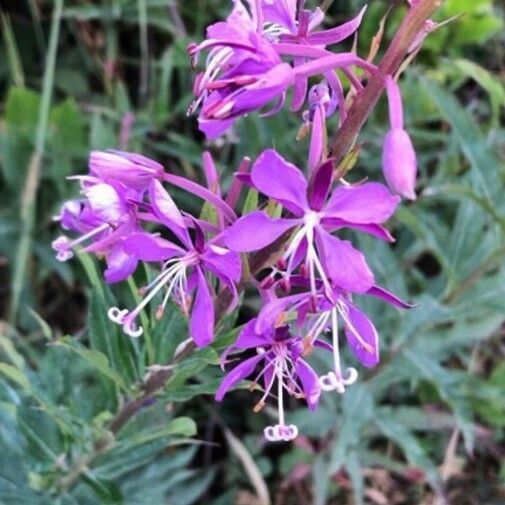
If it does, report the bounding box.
[0,1,504,504]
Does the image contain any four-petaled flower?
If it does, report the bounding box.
[222,149,399,296]
[216,320,327,442]
[108,180,241,347]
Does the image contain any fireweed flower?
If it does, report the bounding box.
[222,149,400,296]
[89,150,165,191]
[255,279,413,394]
[107,180,241,346]
[216,320,326,442]
[382,76,418,200]
[52,181,140,283]
[265,1,367,112]
[188,1,374,138]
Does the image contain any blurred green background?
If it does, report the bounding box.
[0,1,504,504]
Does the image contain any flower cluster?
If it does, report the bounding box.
[54,0,428,442]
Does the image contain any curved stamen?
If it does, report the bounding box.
[108,257,193,338]
[263,423,298,442]
[336,301,374,354]
[52,223,111,262]
[318,308,359,393]
[263,358,299,442]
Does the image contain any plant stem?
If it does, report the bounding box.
[328,0,443,163]
[9,0,63,322]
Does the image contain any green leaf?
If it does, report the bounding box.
[1,14,24,87]
[162,378,222,402]
[28,309,53,340]
[473,363,505,427]
[375,411,442,491]
[242,189,258,214]
[49,98,86,157]
[54,337,128,392]
[453,59,505,126]
[403,349,475,453]
[0,362,31,392]
[4,87,40,135]
[422,77,503,203]
[119,417,196,447]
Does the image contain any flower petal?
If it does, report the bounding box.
[202,244,241,283]
[295,359,321,410]
[324,182,400,224]
[344,304,379,368]
[315,227,374,293]
[123,233,184,261]
[149,180,192,247]
[256,293,309,334]
[307,158,333,211]
[306,6,367,46]
[222,211,297,252]
[215,354,264,401]
[251,149,308,214]
[320,218,395,242]
[198,114,235,140]
[85,183,127,224]
[307,106,326,175]
[262,0,297,32]
[104,244,138,283]
[190,268,215,347]
[235,319,273,349]
[366,285,416,309]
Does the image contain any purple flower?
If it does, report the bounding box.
[264,2,367,113]
[89,150,165,191]
[52,181,140,283]
[382,76,418,200]
[189,1,374,138]
[255,279,413,394]
[222,149,400,295]
[107,180,241,346]
[216,320,326,442]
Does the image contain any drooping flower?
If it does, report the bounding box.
[216,320,327,442]
[52,181,140,283]
[382,76,417,200]
[222,149,400,296]
[107,180,241,347]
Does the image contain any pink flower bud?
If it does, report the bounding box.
[382,128,417,201]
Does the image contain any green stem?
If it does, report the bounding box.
[9,0,64,322]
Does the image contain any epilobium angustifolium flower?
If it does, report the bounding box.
[53,0,436,442]
[222,149,400,296]
[188,0,374,138]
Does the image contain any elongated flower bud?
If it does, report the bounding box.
[382,128,417,200]
[382,77,417,200]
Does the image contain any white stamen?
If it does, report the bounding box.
[318,307,359,393]
[107,255,195,339]
[108,307,129,324]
